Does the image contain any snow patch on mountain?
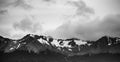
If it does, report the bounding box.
[51,39,61,47]
[38,38,49,45]
[74,40,87,46]
[51,39,72,48]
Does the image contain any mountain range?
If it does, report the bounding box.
[0,34,120,56]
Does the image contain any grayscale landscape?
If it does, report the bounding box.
[0,0,120,62]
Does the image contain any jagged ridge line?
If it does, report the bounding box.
[0,34,120,56]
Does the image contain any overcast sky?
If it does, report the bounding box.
[0,0,120,40]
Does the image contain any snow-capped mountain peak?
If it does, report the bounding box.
[0,34,120,56]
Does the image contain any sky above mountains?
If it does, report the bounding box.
[0,0,120,40]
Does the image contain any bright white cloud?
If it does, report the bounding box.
[0,0,94,39]
[0,0,119,41]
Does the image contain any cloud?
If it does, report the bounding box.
[42,0,55,2]
[78,14,120,40]
[0,0,95,39]
[13,18,42,33]
[69,0,95,16]
[98,14,120,36]
[47,14,120,40]
[0,28,11,38]
[12,0,33,10]
[0,0,15,8]
[0,0,33,10]
[1,0,119,41]
[13,18,33,32]
[0,9,8,15]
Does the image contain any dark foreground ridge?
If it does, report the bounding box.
[0,50,120,62]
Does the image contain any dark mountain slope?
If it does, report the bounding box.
[0,34,120,62]
[0,34,120,56]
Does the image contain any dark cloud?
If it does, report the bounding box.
[41,0,57,4]
[0,0,12,7]
[0,0,33,10]
[13,18,33,31]
[42,0,53,2]
[68,0,95,17]
[12,0,33,10]
[77,14,120,40]
[49,14,120,40]
[13,18,42,33]
[0,9,8,15]
[98,14,120,36]
[0,0,17,9]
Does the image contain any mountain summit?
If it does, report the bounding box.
[0,34,120,56]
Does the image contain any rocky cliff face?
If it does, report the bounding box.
[0,34,120,56]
